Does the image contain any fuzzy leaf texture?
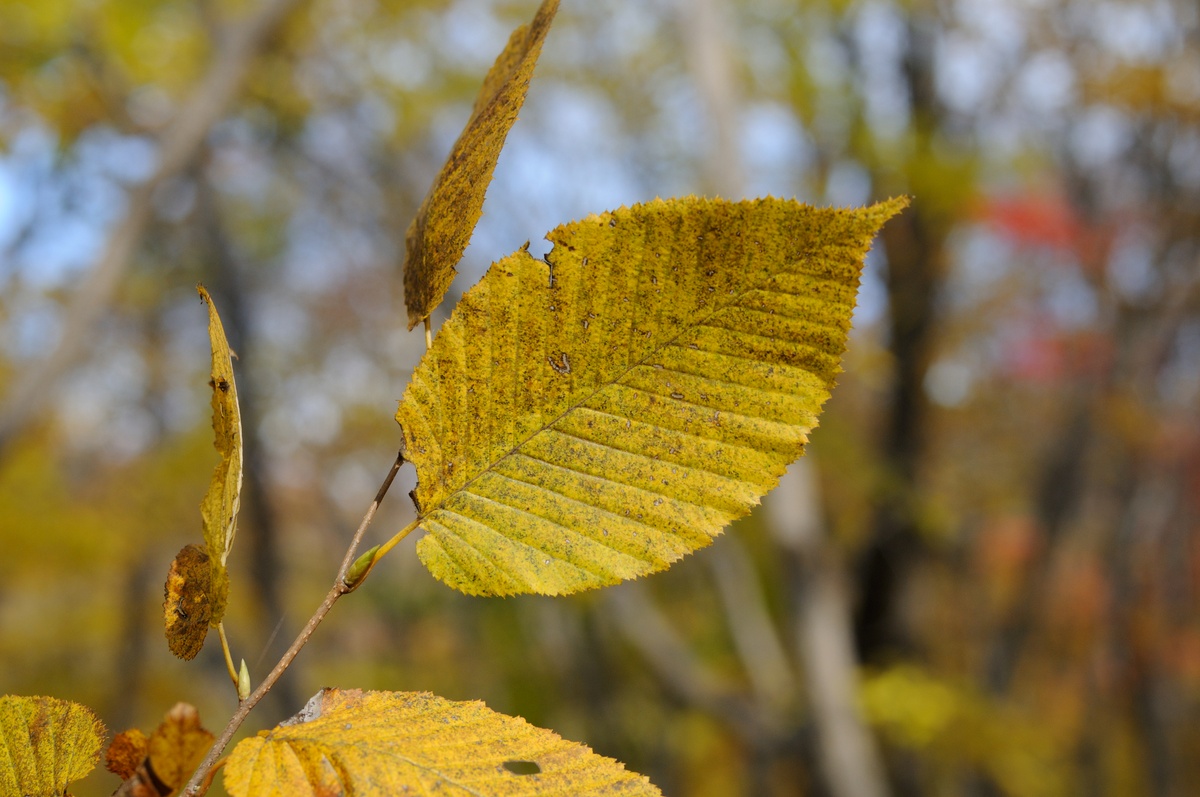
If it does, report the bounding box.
[395,196,908,596]
[403,0,559,329]
[224,688,659,796]
[197,285,243,625]
[0,695,105,796]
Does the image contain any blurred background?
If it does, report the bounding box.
[1,0,1198,794]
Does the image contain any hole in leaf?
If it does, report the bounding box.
[503,760,542,775]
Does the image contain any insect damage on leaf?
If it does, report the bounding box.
[164,544,213,660]
[0,695,105,796]
[403,0,560,330]
[162,285,244,660]
[224,688,660,796]
[395,196,908,597]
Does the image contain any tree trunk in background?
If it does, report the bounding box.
[769,459,890,797]
[852,200,943,664]
[853,16,947,667]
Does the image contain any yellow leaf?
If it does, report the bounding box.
[403,0,560,330]
[0,695,105,796]
[396,196,907,596]
[224,688,660,796]
[196,284,243,629]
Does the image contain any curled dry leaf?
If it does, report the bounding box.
[225,688,660,796]
[163,544,214,661]
[403,0,560,329]
[106,728,149,780]
[0,694,105,796]
[197,284,242,623]
[395,196,908,596]
[162,286,244,660]
[110,702,215,797]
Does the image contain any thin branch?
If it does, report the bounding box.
[181,581,344,797]
[180,451,405,796]
[0,0,308,460]
[337,451,406,580]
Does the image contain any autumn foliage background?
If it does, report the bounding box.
[1,0,1199,796]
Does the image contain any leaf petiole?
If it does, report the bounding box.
[217,623,238,689]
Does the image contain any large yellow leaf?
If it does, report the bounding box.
[396,196,907,596]
[403,0,560,330]
[224,688,659,796]
[0,695,105,796]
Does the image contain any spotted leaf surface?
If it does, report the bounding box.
[225,688,658,796]
[396,196,907,596]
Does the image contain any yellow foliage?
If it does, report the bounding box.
[396,196,907,596]
[0,695,105,796]
[224,688,660,796]
[403,0,560,330]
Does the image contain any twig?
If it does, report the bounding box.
[180,450,406,796]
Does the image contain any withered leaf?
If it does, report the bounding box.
[163,544,213,661]
[403,0,560,329]
[162,286,242,660]
[106,728,149,780]
[111,703,215,797]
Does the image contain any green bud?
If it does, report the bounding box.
[344,545,381,591]
[238,659,251,702]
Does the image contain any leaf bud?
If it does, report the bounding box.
[238,659,251,702]
[344,545,381,591]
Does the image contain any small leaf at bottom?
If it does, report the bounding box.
[225,688,660,796]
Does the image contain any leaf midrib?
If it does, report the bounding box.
[419,237,837,522]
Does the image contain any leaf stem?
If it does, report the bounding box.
[180,449,406,796]
[217,622,238,690]
[373,516,422,563]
